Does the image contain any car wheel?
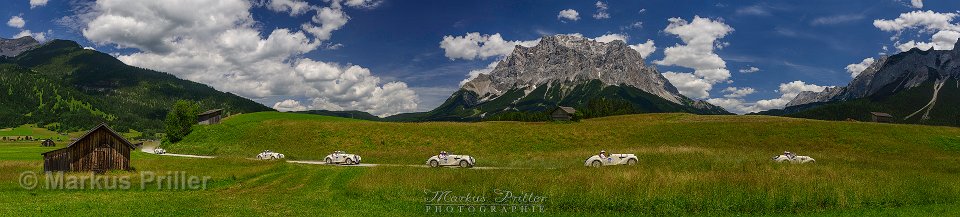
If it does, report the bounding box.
[591,160,602,168]
[346,158,354,165]
[429,160,439,168]
[627,159,637,166]
[325,158,333,164]
[271,156,277,160]
[459,160,469,168]
[257,156,262,160]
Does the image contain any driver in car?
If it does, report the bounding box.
[784,151,795,159]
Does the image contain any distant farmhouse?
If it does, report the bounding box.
[40,139,55,147]
[198,109,224,125]
[870,112,894,123]
[551,107,577,121]
[42,124,134,173]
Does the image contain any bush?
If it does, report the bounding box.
[164,100,199,143]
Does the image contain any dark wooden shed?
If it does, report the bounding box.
[870,112,894,123]
[41,124,134,173]
[198,109,224,125]
[551,107,577,121]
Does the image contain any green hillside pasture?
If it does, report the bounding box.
[166,112,960,215]
[2,112,960,216]
[1,142,959,216]
[0,124,70,141]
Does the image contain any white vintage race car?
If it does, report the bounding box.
[426,154,475,168]
[153,148,166,154]
[771,155,815,164]
[584,154,638,167]
[324,151,362,165]
[257,150,285,160]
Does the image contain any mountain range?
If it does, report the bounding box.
[759,39,960,126]
[406,35,729,121]
[7,32,955,130]
[0,36,272,133]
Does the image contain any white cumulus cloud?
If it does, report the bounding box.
[911,0,923,9]
[655,16,734,99]
[874,10,960,52]
[662,72,712,99]
[845,57,875,78]
[7,16,24,28]
[708,81,830,114]
[558,9,580,22]
[738,66,759,73]
[439,32,539,60]
[80,0,417,117]
[30,0,48,9]
[593,1,610,19]
[873,10,958,32]
[301,6,350,41]
[13,29,46,41]
[629,39,656,58]
[266,0,311,16]
[721,87,755,98]
[273,99,307,111]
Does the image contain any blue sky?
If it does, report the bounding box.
[3,0,958,115]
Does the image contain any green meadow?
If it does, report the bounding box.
[2,112,960,216]
[0,124,73,141]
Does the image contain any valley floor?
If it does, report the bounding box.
[2,112,960,216]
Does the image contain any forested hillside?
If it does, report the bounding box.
[0,39,272,133]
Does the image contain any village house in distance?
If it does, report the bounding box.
[870,112,894,123]
[41,124,135,173]
[551,107,577,121]
[198,109,224,125]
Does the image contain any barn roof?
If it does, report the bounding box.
[870,112,893,118]
[555,106,577,114]
[198,109,223,116]
[41,123,136,155]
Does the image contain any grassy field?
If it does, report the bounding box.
[0,124,78,141]
[2,112,960,216]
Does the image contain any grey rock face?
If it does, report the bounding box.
[785,39,960,107]
[0,36,39,57]
[786,86,844,107]
[461,34,683,104]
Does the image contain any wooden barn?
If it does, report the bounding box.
[40,139,55,147]
[198,109,224,125]
[870,112,894,123]
[41,124,134,173]
[551,107,578,121]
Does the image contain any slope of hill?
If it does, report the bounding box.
[419,35,728,121]
[0,38,272,132]
[762,78,960,126]
[144,111,960,215]
[293,110,381,121]
[760,40,960,126]
[0,36,39,57]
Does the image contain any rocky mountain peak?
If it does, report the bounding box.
[784,37,960,108]
[461,34,682,104]
[0,36,40,57]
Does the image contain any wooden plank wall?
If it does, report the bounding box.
[43,128,131,172]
